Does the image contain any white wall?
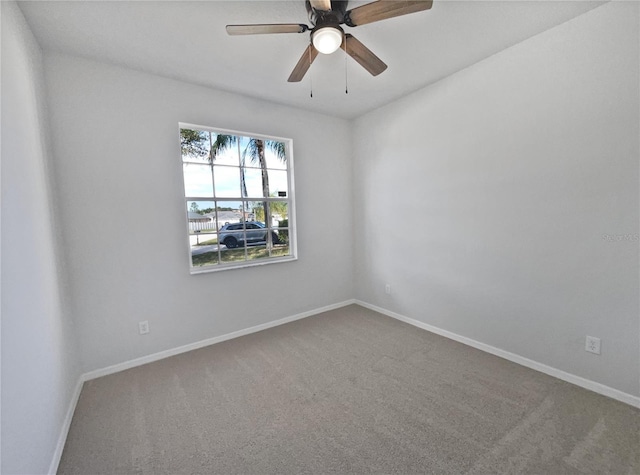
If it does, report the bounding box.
[1,3,82,473]
[353,2,639,397]
[44,54,354,373]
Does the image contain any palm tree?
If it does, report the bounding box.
[192,131,285,251]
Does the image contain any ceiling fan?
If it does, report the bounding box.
[226,0,433,83]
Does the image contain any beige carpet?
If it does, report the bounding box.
[59,305,639,474]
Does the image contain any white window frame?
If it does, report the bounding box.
[180,122,298,274]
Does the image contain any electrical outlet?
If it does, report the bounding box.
[585,336,601,355]
[138,320,150,335]
[385,284,391,295]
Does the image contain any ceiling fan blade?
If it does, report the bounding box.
[288,44,319,82]
[226,24,309,35]
[309,0,332,11]
[345,0,433,27]
[341,34,387,76]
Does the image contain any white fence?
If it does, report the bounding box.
[189,217,282,233]
[189,220,218,232]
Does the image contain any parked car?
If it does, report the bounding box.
[218,221,279,249]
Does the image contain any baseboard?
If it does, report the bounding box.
[83,299,357,382]
[48,376,84,475]
[355,300,640,409]
[49,297,637,473]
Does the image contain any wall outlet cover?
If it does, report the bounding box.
[585,335,601,355]
[139,321,150,335]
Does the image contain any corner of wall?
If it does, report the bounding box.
[1,2,83,473]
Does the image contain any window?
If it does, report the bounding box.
[180,123,296,273]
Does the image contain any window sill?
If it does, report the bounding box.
[189,255,297,275]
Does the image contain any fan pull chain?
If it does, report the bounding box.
[345,43,349,94]
[309,44,313,98]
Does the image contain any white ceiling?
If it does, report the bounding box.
[18,0,604,119]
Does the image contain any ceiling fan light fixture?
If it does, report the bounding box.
[312,26,343,54]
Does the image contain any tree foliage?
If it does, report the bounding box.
[180,129,208,158]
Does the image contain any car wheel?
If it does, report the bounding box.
[224,236,238,249]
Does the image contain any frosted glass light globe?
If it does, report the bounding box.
[312,27,343,54]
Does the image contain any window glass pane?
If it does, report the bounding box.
[191,233,220,267]
[187,200,216,233]
[188,200,220,267]
[275,228,290,246]
[268,169,288,196]
[271,244,291,258]
[246,244,270,261]
[210,134,240,167]
[183,164,213,197]
[220,248,247,263]
[238,135,253,160]
[243,168,264,198]
[248,201,264,223]
[215,201,244,228]
[180,128,210,164]
[190,232,219,267]
[269,201,288,227]
[213,166,241,197]
[265,142,287,170]
[238,136,262,170]
[240,200,252,224]
[190,232,217,246]
[218,206,247,250]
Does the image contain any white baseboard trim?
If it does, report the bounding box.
[48,376,84,475]
[83,299,357,382]
[50,297,637,472]
[355,300,640,409]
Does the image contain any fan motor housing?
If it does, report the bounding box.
[306,0,348,26]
